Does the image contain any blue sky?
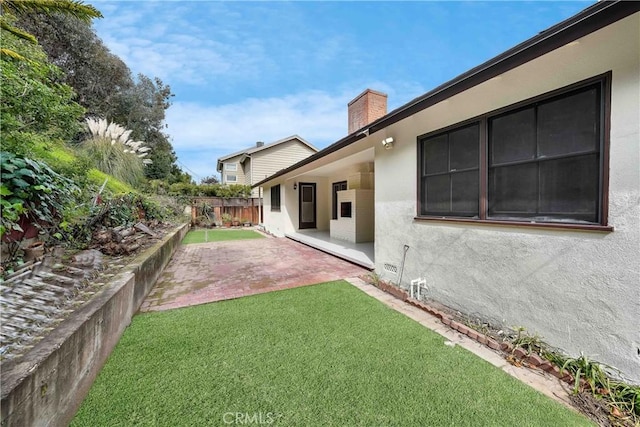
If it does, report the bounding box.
[92,1,593,181]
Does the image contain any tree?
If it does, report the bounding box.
[20,12,133,119]
[114,75,177,181]
[144,136,177,180]
[0,32,84,156]
[201,175,220,185]
[0,0,102,61]
[15,5,185,185]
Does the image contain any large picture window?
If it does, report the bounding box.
[488,86,600,222]
[417,75,607,227]
[270,184,281,212]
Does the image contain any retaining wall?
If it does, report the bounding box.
[0,223,189,426]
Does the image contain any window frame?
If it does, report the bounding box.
[225,174,237,183]
[224,163,237,171]
[270,184,281,212]
[415,72,611,231]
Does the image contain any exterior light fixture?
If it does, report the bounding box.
[382,137,394,149]
[293,182,297,190]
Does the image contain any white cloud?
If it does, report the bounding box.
[167,89,349,152]
[93,1,273,86]
[168,89,349,181]
[167,83,427,181]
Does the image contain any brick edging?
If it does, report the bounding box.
[373,281,586,390]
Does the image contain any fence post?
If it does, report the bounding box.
[251,198,255,224]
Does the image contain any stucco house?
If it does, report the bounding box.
[254,1,640,382]
[216,135,318,197]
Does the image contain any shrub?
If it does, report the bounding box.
[80,118,152,188]
[0,152,79,241]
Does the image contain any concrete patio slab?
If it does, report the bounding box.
[140,236,367,312]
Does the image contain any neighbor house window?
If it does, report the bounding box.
[225,174,237,183]
[271,185,281,212]
[417,75,607,226]
[225,163,237,171]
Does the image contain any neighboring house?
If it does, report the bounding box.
[216,136,318,197]
[254,2,640,382]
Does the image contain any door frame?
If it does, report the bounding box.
[298,182,317,229]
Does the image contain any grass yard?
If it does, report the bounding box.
[73,281,592,426]
[181,228,264,244]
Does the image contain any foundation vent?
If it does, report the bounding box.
[383,263,398,275]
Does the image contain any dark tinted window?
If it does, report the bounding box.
[270,185,281,211]
[490,108,536,165]
[420,123,479,216]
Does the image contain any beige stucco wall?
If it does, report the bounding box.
[262,167,375,238]
[262,177,329,235]
[263,181,292,236]
[331,189,374,243]
[374,14,640,382]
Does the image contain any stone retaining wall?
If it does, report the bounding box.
[0,223,189,427]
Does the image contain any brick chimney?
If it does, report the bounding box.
[347,89,388,134]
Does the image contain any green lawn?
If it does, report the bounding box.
[181,228,264,244]
[73,281,592,426]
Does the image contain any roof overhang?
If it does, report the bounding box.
[254,1,638,188]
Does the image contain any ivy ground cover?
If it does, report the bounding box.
[73,281,592,426]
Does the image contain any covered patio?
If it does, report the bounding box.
[285,229,374,269]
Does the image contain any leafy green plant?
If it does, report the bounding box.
[1,31,84,157]
[168,182,198,196]
[511,326,544,355]
[559,352,609,395]
[608,381,640,420]
[1,0,101,62]
[1,152,79,240]
[167,183,252,198]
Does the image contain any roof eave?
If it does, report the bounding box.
[253,1,637,188]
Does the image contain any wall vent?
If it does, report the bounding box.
[383,263,398,275]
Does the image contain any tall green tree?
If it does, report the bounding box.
[0,0,102,61]
[20,12,132,119]
[16,4,185,184]
[0,32,84,156]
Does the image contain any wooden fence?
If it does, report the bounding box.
[191,197,262,225]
